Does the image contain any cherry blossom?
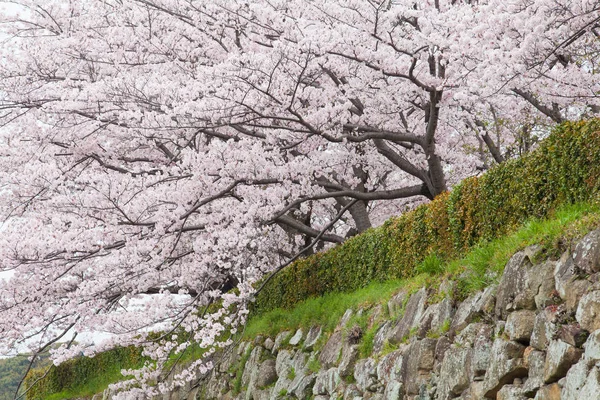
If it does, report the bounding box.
[0,0,597,395]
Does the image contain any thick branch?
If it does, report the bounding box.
[275,215,345,243]
[512,88,563,123]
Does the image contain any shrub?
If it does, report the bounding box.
[253,119,600,314]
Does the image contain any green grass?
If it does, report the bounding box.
[232,346,252,395]
[244,200,600,341]
[449,200,600,297]
[416,253,444,275]
[307,357,321,374]
[41,366,138,400]
[243,280,406,339]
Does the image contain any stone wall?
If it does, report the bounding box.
[102,229,600,399]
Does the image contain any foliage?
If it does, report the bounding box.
[23,347,144,400]
[254,120,600,313]
[416,254,445,276]
[0,356,32,400]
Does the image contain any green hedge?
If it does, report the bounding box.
[253,119,600,313]
[24,346,143,400]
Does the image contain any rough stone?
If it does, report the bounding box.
[388,288,428,344]
[372,321,393,354]
[566,279,592,312]
[576,291,600,332]
[558,324,589,348]
[497,384,527,400]
[472,325,494,381]
[573,229,600,274]
[417,298,453,339]
[543,339,583,383]
[388,291,408,317]
[532,383,561,400]
[376,349,406,384]
[369,305,385,329]
[561,359,590,399]
[255,359,278,389]
[531,308,559,351]
[218,348,240,373]
[482,339,527,398]
[495,251,536,319]
[576,366,600,399]
[319,331,343,369]
[313,368,341,395]
[382,380,404,400]
[437,345,472,399]
[434,335,452,371]
[338,309,354,330]
[583,329,600,360]
[288,329,304,346]
[273,351,310,400]
[303,326,322,351]
[354,358,378,393]
[204,369,229,400]
[505,310,536,344]
[343,383,362,400]
[238,341,251,356]
[276,350,293,376]
[270,373,292,400]
[534,260,559,310]
[555,252,578,300]
[522,348,545,396]
[451,286,495,333]
[338,344,360,378]
[403,338,437,395]
[273,331,292,354]
[289,373,316,399]
[463,381,486,400]
[242,346,263,388]
[264,337,274,352]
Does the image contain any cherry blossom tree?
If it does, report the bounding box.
[0,0,597,396]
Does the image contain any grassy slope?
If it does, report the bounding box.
[243,200,600,339]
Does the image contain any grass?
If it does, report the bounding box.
[449,200,600,297]
[42,366,139,400]
[243,280,406,339]
[287,366,296,380]
[244,200,600,341]
[232,346,252,395]
[307,357,321,374]
[426,319,451,339]
[416,253,444,275]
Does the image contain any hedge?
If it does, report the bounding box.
[24,346,143,400]
[253,119,600,313]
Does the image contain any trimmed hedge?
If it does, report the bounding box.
[24,346,143,400]
[253,119,600,313]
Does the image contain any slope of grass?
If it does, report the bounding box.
[243,200,600,339]
[41,367,132,400]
